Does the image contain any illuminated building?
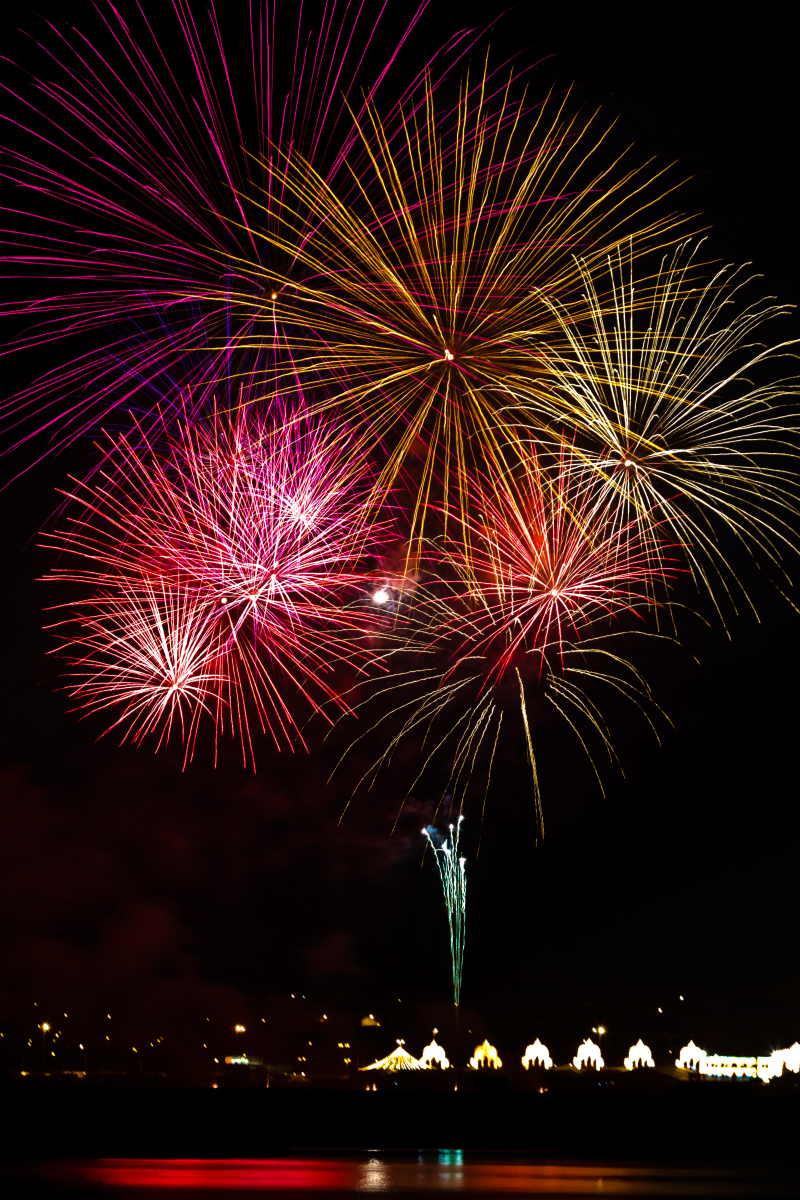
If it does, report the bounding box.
[775,1042,800,1073]
[573,1039,604,1070]
[469,1040,502,1069]
[676,1040,800,1081]
[420,1037,450,1069]
[359,1040,425,1071]
[675,1041,705,1070]
[521,1039,553,1070]
[624,1039,655,1070]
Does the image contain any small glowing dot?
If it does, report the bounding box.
[372,588,390,605]
[550,588,559,597]
[444,348,454,361]
[658,1007,663,1013]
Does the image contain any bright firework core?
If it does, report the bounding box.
[372,589,390,605]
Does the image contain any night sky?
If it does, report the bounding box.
[0,2,798,1073]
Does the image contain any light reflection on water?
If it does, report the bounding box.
[4,1156,800,1195]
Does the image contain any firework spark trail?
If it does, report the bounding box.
[432,442,677,679]
[46,576,224,761]
[334,438,671,834]
[524,241,800,622]
[0,2,481,461]
[230,62,695,560]
[42,398,393,761]
[423,817,467,1007]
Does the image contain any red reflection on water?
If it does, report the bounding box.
[89,1158,353,1189]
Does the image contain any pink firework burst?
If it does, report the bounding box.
[49,577,224,756]
[43,399,392,762]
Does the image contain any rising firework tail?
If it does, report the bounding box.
[423,818,467,1007]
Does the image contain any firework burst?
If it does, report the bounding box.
[249,62,693,554]
[337,444,670,835]
[43,398,392,761]
[0,1,460,461]
[525,241,800,621]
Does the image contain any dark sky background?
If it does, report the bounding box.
[0,1,798,1068]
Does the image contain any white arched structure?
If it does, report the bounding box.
[522,1039,553,1070]
[624,1039,655,1070]
[420,1038,450,1070]
[781,1042,800,1073]
[573,1039,604,1071]
[676,1041,706,1071]
[359,1042,425,1071]
[469,1039,502,1069]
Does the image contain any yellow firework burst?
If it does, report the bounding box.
[519,240,800,620]
[226,61,694,553]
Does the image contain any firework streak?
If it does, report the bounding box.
[424,818,467,1007]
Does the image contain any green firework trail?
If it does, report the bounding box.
[424,816,467,1006]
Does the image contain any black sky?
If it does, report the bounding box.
[0,1,798,1062]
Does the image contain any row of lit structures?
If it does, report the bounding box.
[359,1037,800,1081]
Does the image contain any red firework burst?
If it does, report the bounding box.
[434,444,675,683]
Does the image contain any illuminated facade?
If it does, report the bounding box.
[624,1039,654,1070]
[677,1040,800,1082]
[522,1039,553,1070]
[573,1039,604,1070]
[420,1038,450,1069]
[469,1040,502,1069]
[359,1041,425,1071]
[675,1040,705,1070]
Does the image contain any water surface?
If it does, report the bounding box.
[4,1154,799,1196]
